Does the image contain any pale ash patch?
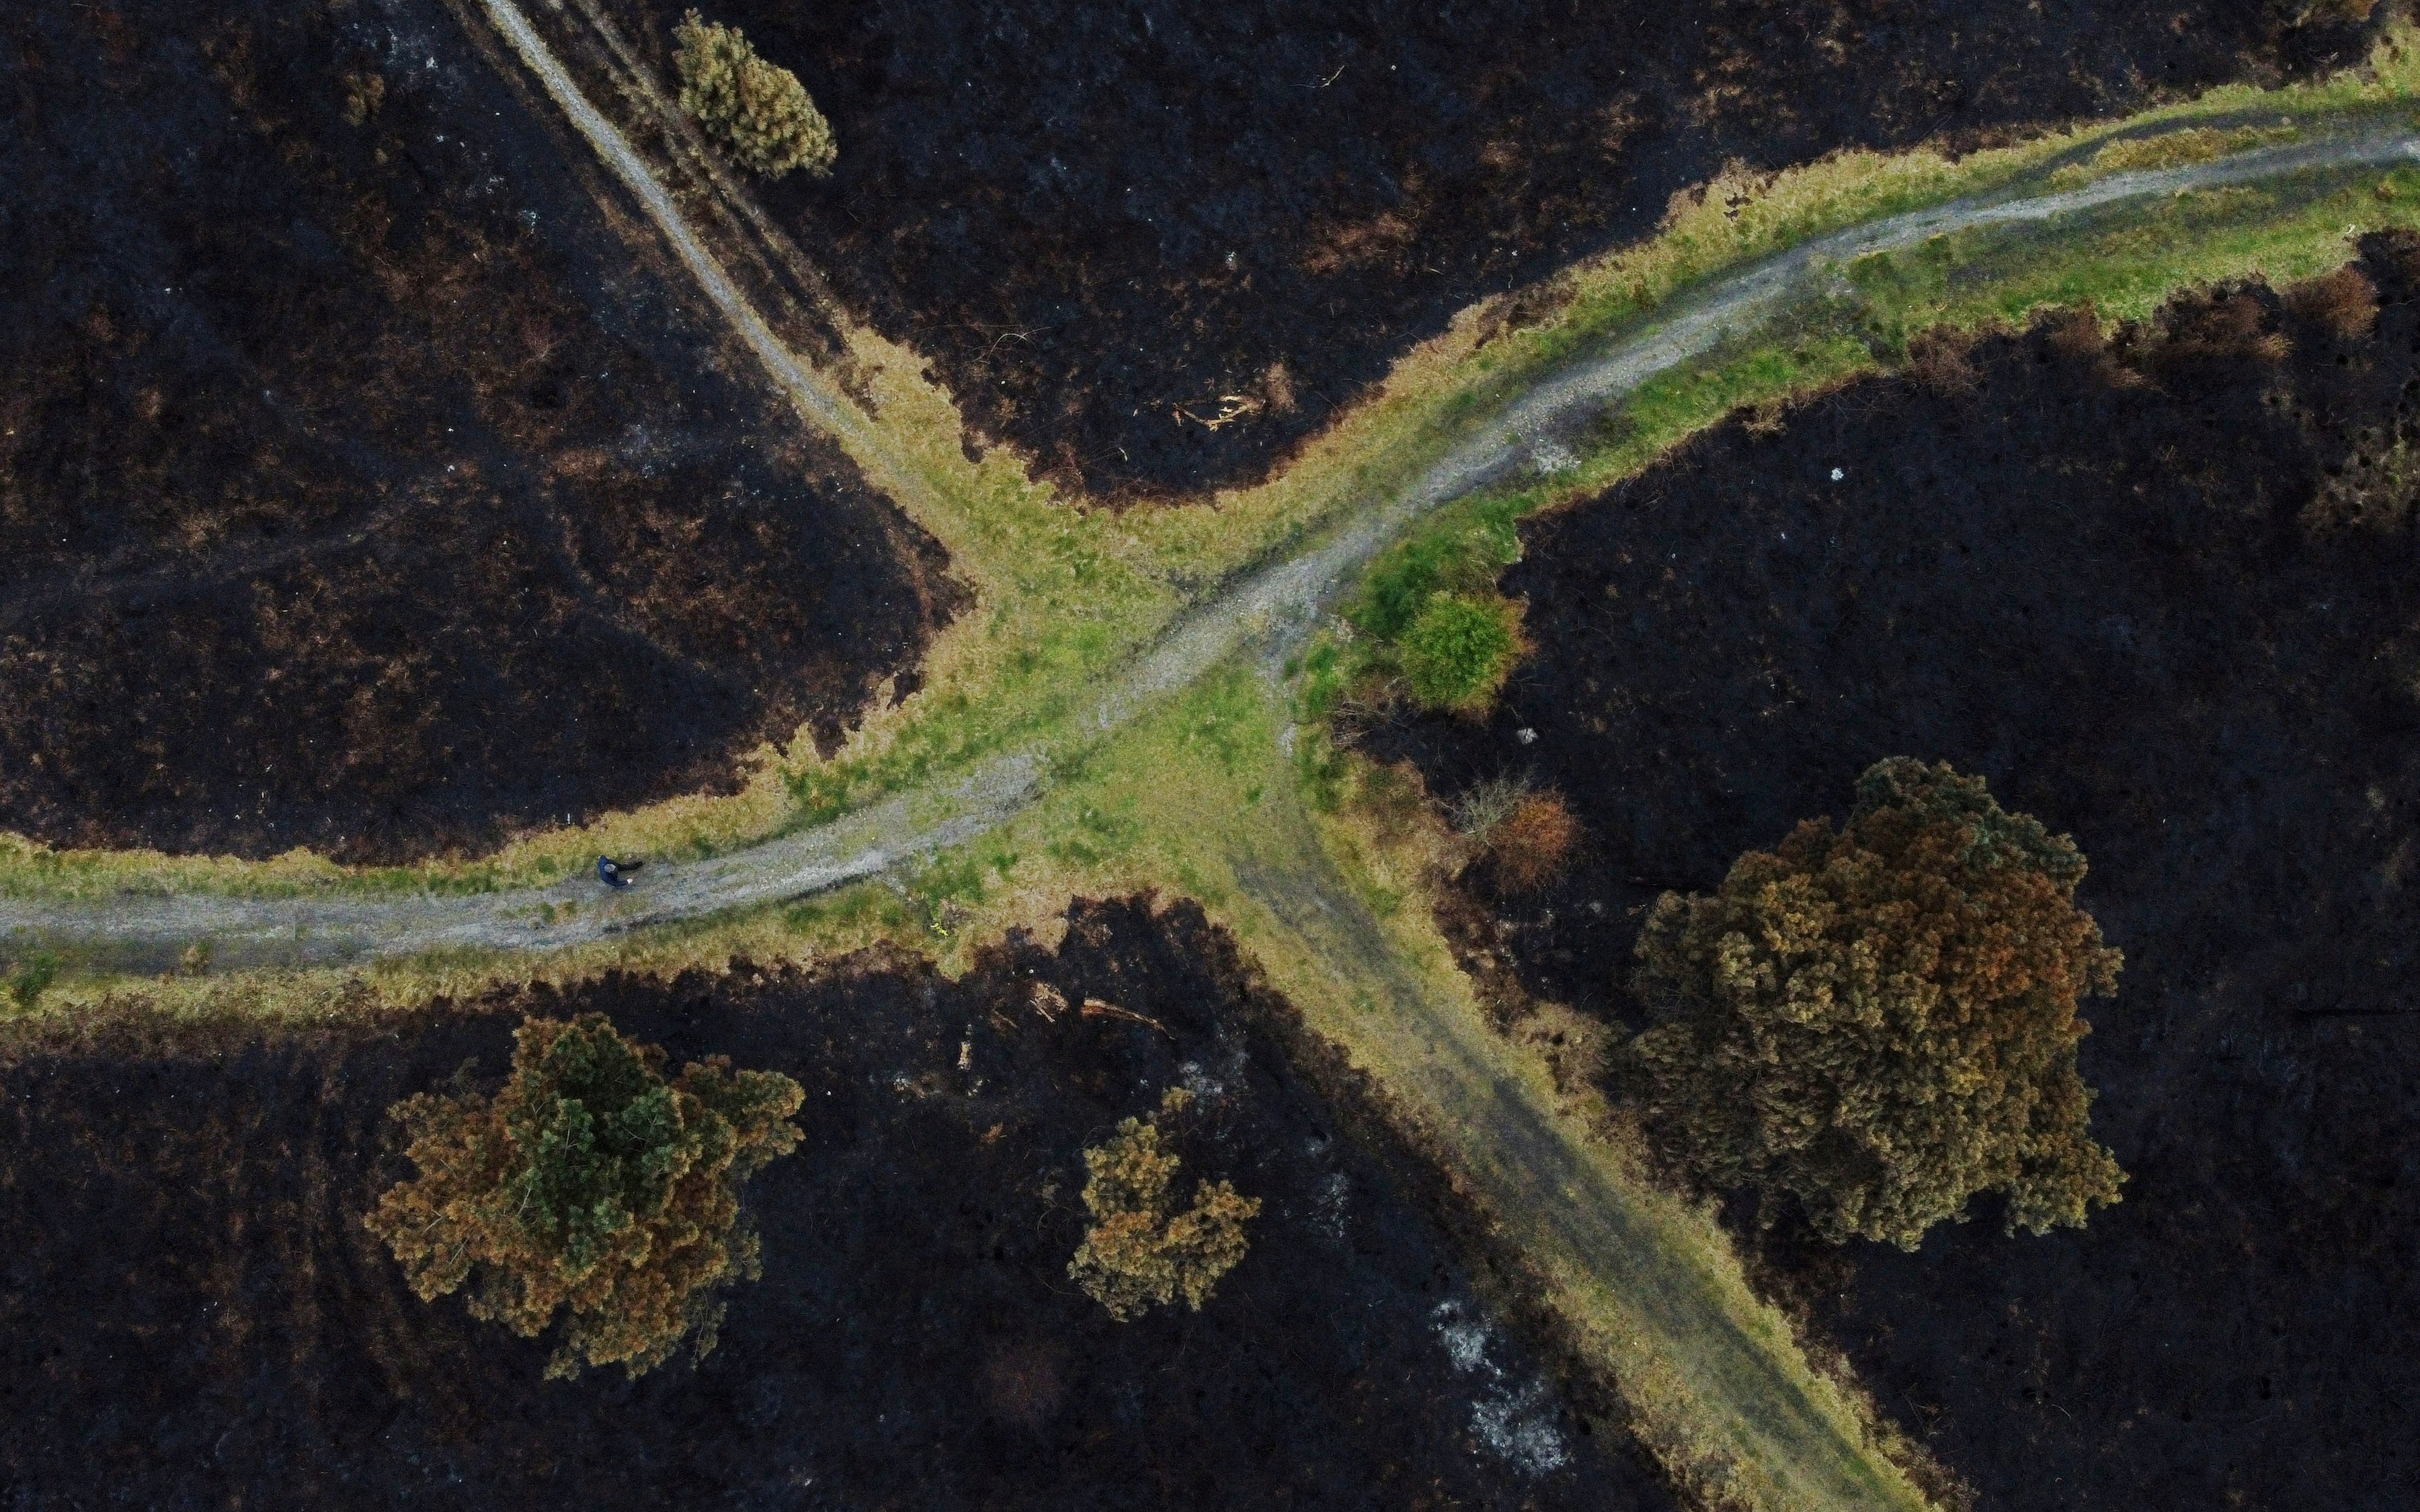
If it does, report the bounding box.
[1471,1379,1571,1476]
[1178,1058,1225,1100]
[1178,1029,1250,1108]
[1309,1169,1350,1241]
[1430,1300,1570,1476]
[1529,437,1581,474]
[1435,1300,1493,1373]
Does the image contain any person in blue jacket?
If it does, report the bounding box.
[597,855,645,889]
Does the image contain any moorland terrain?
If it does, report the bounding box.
[1,0,961,864]
[0,898,1668,1509]
[6,1,2420,1509]
[1371,243,2420,1507]
[600,0,2381,497]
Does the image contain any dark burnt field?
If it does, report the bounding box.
[601,0,2378,500]
[0,0,962,864]
[1368,242,2420,1506]
[0,898,1671,1510]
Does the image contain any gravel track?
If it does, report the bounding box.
[5,3,2415,970]
[1230,802,1931,1509]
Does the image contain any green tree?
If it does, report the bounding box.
[1622,758,2125,1251]
[1069,1087,1260,1320]
[673,11,836,179]
[365,1013,805,1378]
[1397,591,1523,712]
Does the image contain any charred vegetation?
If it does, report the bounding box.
[602,0,2379,500]
[1367,237,2420,1504]
[0,0,962,864]
[0,898,1670,1509]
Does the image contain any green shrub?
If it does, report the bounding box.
[365,1013,805,1378]
[1622,758,2126,1251]
[673,11,836,179]
[5,951,59,1012]
[1351,503,1525,642]
[1397,591,1523,712]
[1357,536,1457,640]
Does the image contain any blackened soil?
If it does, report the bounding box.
[1367,245,2420,1506]
[602,0,2376,501]
[0,0,963,864]
[0,898,1672,1511]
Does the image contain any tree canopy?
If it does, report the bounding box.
[1069,1087,1260,1320]
[1622,757,2126,1250]
[366,1013,804,1378]
[673,11,837,179]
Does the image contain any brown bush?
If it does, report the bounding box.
[2041,304,2106,364]
[1486,791,1580,894]
[1067,1087,1260,1320]
[2136,287,2289,378]
[1621,757,2126,1251]
[2283,265,2380,340]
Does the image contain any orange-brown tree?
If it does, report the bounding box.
[366,1013,804,1378]
[1622,758,2125,1250]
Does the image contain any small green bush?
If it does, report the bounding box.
[6,951,59,1012]
[1350,503,1524,642]
[1357,536,1458,640]
[1397,591,1523,712]
[673,11,836,179]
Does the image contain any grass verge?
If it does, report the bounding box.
[10,26,2420,901]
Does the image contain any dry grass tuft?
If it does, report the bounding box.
[1513,999,1614,1098]
[2041,304,2107,364]
[1486,792,1581,895]
[1450,772,1533,839]
[2142,287,2290,373]
[1904,329,1981,395]
[2284,264,2380,338]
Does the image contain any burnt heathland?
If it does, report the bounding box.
[1369,243,2420,1505]
[604,0,2378,499]
[0,0,962,864]
[0,899,1670,1511]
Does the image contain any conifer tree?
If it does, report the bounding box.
[366,1013,804,1377]
[674,11,836,179]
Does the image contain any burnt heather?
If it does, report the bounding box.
[1371,242,2420,1506]
[0,898,1672,1511]
[608,0,2378,498]
[0,0,961,863]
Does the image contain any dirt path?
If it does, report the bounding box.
[9,72,2420,968]
[1228,798,1930,1509]
[8,99,2417,966]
